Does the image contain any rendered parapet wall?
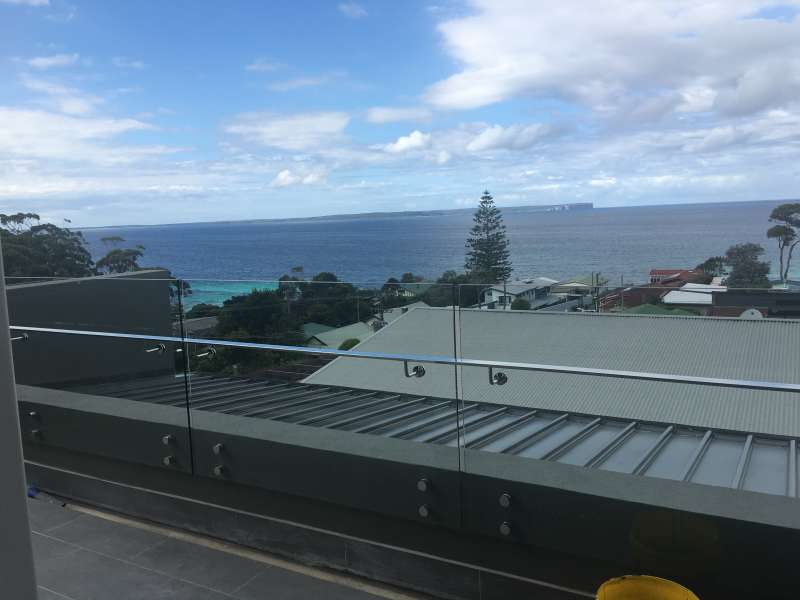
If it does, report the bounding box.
[7,270,175,386]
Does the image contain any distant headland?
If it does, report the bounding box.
[79,202,594,230]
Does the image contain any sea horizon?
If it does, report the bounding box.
[73,197,797,231]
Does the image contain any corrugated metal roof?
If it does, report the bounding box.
[64,374,800,500]
[304,308,800,437]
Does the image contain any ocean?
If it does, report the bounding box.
[81,200,789,308]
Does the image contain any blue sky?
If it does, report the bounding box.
[1,0,799,226]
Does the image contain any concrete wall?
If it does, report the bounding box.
[7,270,177,386]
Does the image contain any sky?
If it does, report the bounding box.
[1,0,799,226]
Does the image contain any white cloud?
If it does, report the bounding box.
[0,107,162,164]
[425,0,800,119]
[270,168,326,187]
[366,106,432,123]
[112,56,146,70]
[383,130,431,153]
[225,111,350,151]
[245,58,282,72]
[435,150,451,164]
[25,53,79,69]
[338,2,367,18]
[466,123,551,152]
[21,75,103,115]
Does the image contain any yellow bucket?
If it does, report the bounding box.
[596,575,699,599]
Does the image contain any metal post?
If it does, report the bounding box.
[0,241,39,599]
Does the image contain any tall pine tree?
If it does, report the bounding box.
[465,190,512,282]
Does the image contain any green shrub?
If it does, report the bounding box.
[510,297,531,310]
[338,338,360,350]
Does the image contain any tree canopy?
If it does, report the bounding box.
[724,243,771,289]
[465,190,512,283]
[696,256,726,278]
[95,246,145,274]
[0,213,94,278]
[768,203,800,282]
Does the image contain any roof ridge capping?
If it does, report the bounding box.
[414,306,800,325]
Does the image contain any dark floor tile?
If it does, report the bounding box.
[38,586,78,600]
[35,546,229,600]
[132,538,264,594]
[32,532,81,574]
[346,539,480,600]
[479,571,590,600]
[45,514,164,560]
[234,567,381,600]
[27,498,80,533]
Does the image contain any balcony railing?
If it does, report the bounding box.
[7,273,800,598]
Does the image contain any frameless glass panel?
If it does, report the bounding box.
[180,277,462,526]
[455,279,800,592]
[8,273,191,472]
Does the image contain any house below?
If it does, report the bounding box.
[662,283,728,314]
[480,278,559,310]
[551,273,608,295]
[601,271,709,312]
[395,282,435,298]
[649,268,703,284]
[305,320,376,349]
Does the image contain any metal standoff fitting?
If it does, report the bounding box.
[498,492,512,508]
[161,434,174,446]
[499,521,512,536]
[212,443,224,455]
[162,455,176,467]
[403,361,426,378]
[28,410,40,420]
[212,465,226,477]
[416,478,430,492]
[195,346,217,359]
[145,343,166,355]
[10,333,29,342]
[489,367,508,386]
[30,429,42,441]
[418,504,431,518]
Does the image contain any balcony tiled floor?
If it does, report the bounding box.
[28,496,417,600]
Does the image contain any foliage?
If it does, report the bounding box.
[185,303,221,319]
[382,277,400,292]
[338,338,360,350]
[216,289,303,343]
[96,246,145,274]
[510,297,531,310]
[293,272,373,327]
[400,272,424,283]
[768,203,800,282]
[464,190,512,282]
[696,256,726,277]
[416,270,488,307]
[725,243,771,289]
[0,212,94,278]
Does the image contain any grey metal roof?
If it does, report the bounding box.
[304,308,800,438]
[306,321,374,348]
[63,373,800,500]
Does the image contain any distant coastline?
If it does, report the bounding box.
[77,202,594,230]
[74,197,800,231]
